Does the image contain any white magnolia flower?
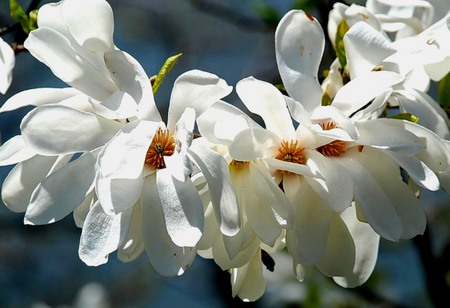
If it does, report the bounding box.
[276,9,435,255]
[0,37,15,94]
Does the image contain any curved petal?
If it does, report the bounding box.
[0,37,14,94]
[117,202,145,263]
[310,105,359,141]
[78,201,133,266]
[236,77,295,138]
[142,176,197,276]
[0,88,80,113]
[156,168,203,247]
[197,101,260,145]
[316,213,355,277]
[284,175,333,265]
[275,10,324,112]
[90,90,138,119]
[305,151,353,213]
[1,155,60,213]
[167,69,232,131]
[265,156,321,178]
[333,204,380,288]
[0,135,35,166]
[103,50,161,122]
[24,152,96,225]
[61,0,114,53]
[21,105,124,155]
[188,141,240,236]
[332,71,404,117]
[231,249,266,302]
[344,21,396,78]
[229,128,280,161]
[24,27,116,100]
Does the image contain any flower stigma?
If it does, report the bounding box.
[317,121,347,157]
[145,128,176,169]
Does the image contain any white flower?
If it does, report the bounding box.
[0,37,15,94]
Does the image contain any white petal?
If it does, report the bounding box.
[60,0,114,53]
[1,155,58,213]
[284,175,334,265]
[236,77,295,138]
[229,128,280,161]
[265,156,321,178]
[0,37,15,94]
[344,21,396,78]
[167,69,232,131]
[21,105,123,155]
[141,176,197,276]
[355,119,425,154]
[0,88,80,113]
[188,141,240,236]
[24,152,96,225]
[197,101,260,145]
[310,105,359,140]
[231,249,266,302]
[316,213,355,277]
[305,151,353,213]
[78,201,132,266]
[117,202,145,263]
[90,90,138,119]
[333,205,380,288]
[103,50,161,122]
[24,27,116,100]
[156,168,203,247]
[0,135,35,166]
[275,10,324,112]
[332,71,404,117]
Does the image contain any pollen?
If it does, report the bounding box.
[275,140,306,165]
[145,128,176,169]
[317,121,347,157]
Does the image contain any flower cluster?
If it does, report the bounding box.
[1,0,449,302]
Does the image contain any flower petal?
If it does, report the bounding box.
[24,27,116,100]
[103,50,161,122]
[156,168,203,247]
[275,10,324,112]
[188,140,240,237]
[0,135,35,166]
[236,77,295,138]
[78,201,133,266]
[1,155,59,213]
[284,175,334,265]
[141,176,197,276]
[24,151,96,225]
[0,88,80,113]
[117,202,145,263]
[231,249,266,302]
[90,90,138,119]
[229,128,280,161]
[167,69,232,132]
[21,105,123,155]
[333,204,380,288]
[0,37,15,94]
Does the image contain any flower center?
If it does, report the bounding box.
[317,121,347,157]
[275,140,305,165]
[230,159,249,170]
[145,128,176,169]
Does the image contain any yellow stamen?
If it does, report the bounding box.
[275,140,305,165]
[317,121,347,157]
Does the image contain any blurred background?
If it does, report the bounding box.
[1,0,449,307]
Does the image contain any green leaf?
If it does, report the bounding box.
[10,0,30,33]
[152,53,183,94]
[389,113,420,124]
[335,19,349,69]
[292,0,317,12]
[28,9,38,32]
[438,71,450,108]
[321,92,332,106]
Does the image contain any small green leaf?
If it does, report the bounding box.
[152,53,182,94]
[292,0,317,12]
[438,71,450,108]
[28,9,38,32]
[10,0,30,33]
[389,113,420,123]
[335,19,349,69]
[321,92,332,106]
